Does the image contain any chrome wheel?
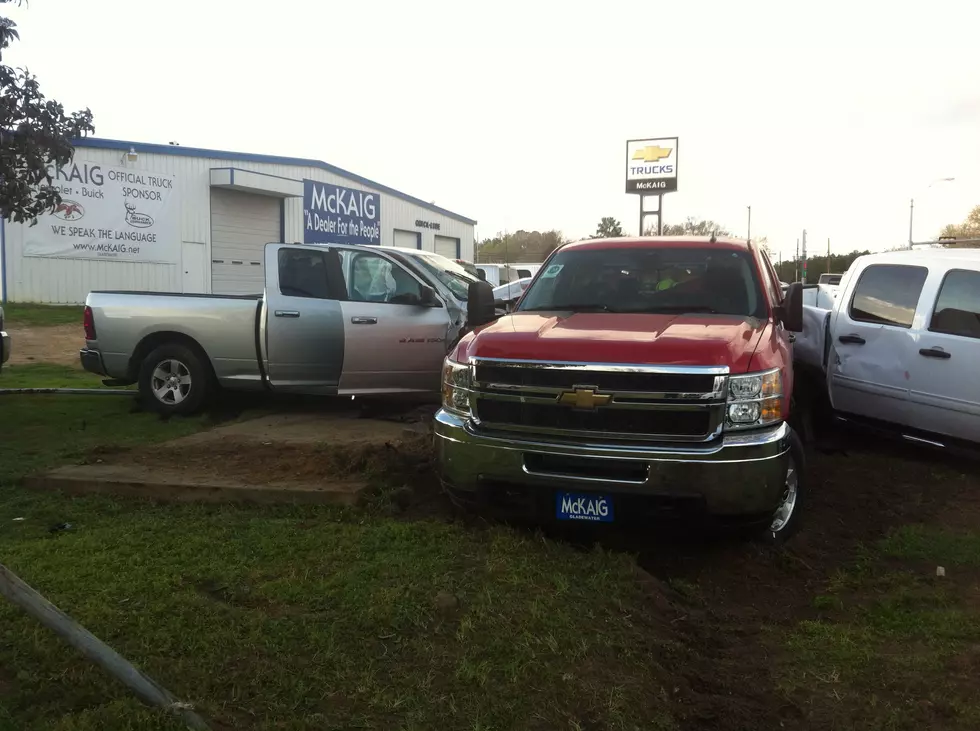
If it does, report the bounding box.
[770,457,798,534]
[150,359,192,405]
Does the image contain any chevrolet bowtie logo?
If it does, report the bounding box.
[558,387,612,410]
[632,145,672,162]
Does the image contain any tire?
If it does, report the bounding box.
[758,428,806,546]
[138,343,210,416]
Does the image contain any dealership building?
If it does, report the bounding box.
[0,137,477,303]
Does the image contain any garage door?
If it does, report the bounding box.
[393,229,420,249]
[210,188,281,295]
[434,235,458,259]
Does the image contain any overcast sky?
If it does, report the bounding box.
[6,0,980,258]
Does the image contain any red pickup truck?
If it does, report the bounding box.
[438,237,806,543]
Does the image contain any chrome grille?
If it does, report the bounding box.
[469,358,728,443]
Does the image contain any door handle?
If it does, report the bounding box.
[838,334,866,345]
[350,316,378,325]
[274,310,300,318]
[919,347,951,360]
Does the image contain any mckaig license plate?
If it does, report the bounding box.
[556,492,614,523]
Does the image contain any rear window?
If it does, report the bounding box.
[848,264,927,328]
[517,246,767,318]
[930,269,980,339]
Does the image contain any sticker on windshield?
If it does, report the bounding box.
[541,264,564,279]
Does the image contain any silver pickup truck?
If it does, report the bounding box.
[81,243,492,415]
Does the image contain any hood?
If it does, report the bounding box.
[460,312,768,373]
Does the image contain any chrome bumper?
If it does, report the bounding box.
[1,331,9,365]
[434,410,792,516]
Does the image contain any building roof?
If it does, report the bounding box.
[73,136,477,226]
[566,236,751,252]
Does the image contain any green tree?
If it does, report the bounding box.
[1,0,95,224]
[772,250,871,283]
[938,205,980,246]
[476,230,566,263]
[593,217,624,238]
[656,217,731,237]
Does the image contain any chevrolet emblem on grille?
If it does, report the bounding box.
[557,387,612,410]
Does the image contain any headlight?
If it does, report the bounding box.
[725,369,782,430]
[441,358,472,416]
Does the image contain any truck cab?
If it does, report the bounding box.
[437,237,806,542]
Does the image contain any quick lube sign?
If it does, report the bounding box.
[303,180,381,245]
[626,137,678,194]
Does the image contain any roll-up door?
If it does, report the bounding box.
[393,229,421,249]
[210,188,280,295]
[434,235,459,259]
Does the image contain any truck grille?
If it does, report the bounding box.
[476,400,711,436]
[474,364,716,395]
[469,358,728,442]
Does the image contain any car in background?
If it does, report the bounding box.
[476,264,523,287]
[512,264,542,279]
[492,277,533,311]
[0,305,9,372]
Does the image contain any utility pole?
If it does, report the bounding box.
[827,238,831,272]
[801,229,808,284]
[795,238,799,282]
[908,198,915,249]
[746,206,751,243]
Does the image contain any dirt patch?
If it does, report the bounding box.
[117,436,434,487]
[6,325,82,366]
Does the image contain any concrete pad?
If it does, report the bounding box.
[25,464,367,506]
[168,412,427,449]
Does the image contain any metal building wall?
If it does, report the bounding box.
[2,143,475,303]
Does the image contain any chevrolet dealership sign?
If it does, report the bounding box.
[626,137,678,194]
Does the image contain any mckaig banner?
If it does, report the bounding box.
[24,162,179,263]
[303,179,381,246]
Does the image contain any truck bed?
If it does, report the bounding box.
[85,291,264,387]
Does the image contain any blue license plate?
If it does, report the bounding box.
[556,492,614,522]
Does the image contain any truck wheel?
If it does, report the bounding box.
[760,429,806,545]
[138,344,209,416]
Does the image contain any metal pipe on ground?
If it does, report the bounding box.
[0,563,211,730]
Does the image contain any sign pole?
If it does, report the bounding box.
[639,194,646,237]
[657,195,663,235]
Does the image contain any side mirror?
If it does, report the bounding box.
[419,285,441,307]
[781,282,804,332]
[467,280,497,327]
[477,270,487,281]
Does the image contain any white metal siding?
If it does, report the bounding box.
[0,144,475,303]
[210,189,279,296]
[434,235,458,259]
[393,229,420,249]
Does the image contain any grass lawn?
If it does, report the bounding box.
[0,364,112,390]
[0,397,681,731]
[2,303,83,328]
[775,524,980,730]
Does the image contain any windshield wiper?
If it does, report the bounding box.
[523,303,615,313]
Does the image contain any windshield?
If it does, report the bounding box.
[406,252,479,301]
[517,246,768,318]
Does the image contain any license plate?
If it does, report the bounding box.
[556,492,614,523]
